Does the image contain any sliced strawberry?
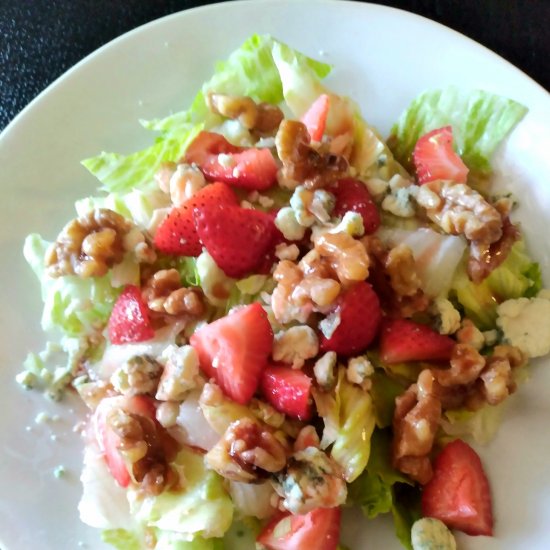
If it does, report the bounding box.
[257,507,341,550]
[93,395,156,487]
[153,181,237,256]
[194,202,276,278]
[379,318,455,364]
[413,126,469,184]
[260,365,313,421]
[320,281,381,356]
[422,439,494,536]
[108,285,154,345]
[184,130,242,165]
[301,94,330,142]
[331,178,380,234]
[190,303,273,404]
[185,130,278,191]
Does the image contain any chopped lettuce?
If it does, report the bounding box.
[82,124,202,193]
[102,529,141,550]
[440,401,508,445]
[391,484,422,550]
[128,447,233,539]
[314,367,376,482]
[389,87,527,175]
[451,241,541,330]
[368,370,406,429]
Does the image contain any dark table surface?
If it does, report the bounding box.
[1,0,548,132]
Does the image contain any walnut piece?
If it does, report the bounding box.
[107,406,178,496]
[384,243,422,297]
[46,208,133,278]
[392,370,441,484]
[416,181,502,243]
[205,418,289,483]
[142,268,204,317]
[207,92,284,135]
[276,120,348,189]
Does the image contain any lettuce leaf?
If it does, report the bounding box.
[389,87,527,175]
[154,531,224,550]
[82,124,202,193]
[451,241,540,330]
[391,484,422,550]
[144,34,331,136]
[128,447,233,539]
[102,529,141,550]
[315,367,376,482]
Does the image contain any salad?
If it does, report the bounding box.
[18,34,550,550]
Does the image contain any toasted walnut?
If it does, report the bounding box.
[392,369,441,484]
[207,92,284,135]
[45,209,132,278]
[276,120,348,189]
[275,447,347,514]
[456,319,485,350]
[142,269,204,317]
[110,355,163,397]
[468,217,520,283]
[362,235,429,318]
[478,344,526,406]
[434,344,485,387]
[314,231,370,285]
[205,418,289,483]
[417,181,503,243]
[293,426,320,452]
[107,406,178,496]
[385,244,422,297]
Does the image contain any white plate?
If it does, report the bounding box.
[1,1,549,548]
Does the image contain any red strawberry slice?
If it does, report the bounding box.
[413,126,469,184]
[422,439,494,536]
[301,94,330,142]
[93,395,156,487]
[108,285,154,345]
[379,318,455,364]
[153,181,237,256]
[194,202,277,278]
[320,281,381,356]
[257,507,341,550]
[185,130,278,191]
[260,365,313,421]
[190,303,273,404]
[331,178,381,234]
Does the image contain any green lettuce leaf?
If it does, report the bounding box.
[82,124,202,193]
[102,529,141,550]
[368,370,407,428]
[24,233,121,336]
[392,484,422,550]
[154,530,224,550]
[451,240,540,330]
[315,367,376,482]
[128,447,233,538]
[144,34,331,135]
[389,87,527,174]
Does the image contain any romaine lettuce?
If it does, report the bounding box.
[389,87,527,175]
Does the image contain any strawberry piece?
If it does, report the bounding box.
[331,178,380,234]
[413,126,469,184]
[301,94,330,142]
[190,303,273,404]
[108,285,154,345]
[260,365,313,421]
[379,318,455,364]
[320,281,381,356]
[257,507,341,550]
[93,395,156,487]
[194,202,277,278]
[153,181,237,256]
[185,130,278,190]
[422,439,494,536]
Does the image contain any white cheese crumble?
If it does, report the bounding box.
[313,351,337,390]
[156,345,200,401]
[272,326,319,369]
[275,207,306,241]
[346,356,374,389]
[411,517,457,550]
[329,211,365,237]
[497,292,550,357]
[433,297,462,335]
[275,243,300,261]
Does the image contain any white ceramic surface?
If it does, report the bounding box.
[1,1,549,549]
